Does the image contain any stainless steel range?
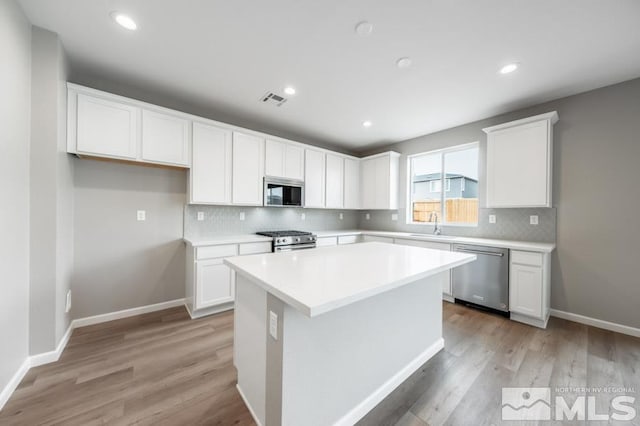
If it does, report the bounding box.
[256,230,317,252]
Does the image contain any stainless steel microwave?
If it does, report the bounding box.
[264,177,304,207]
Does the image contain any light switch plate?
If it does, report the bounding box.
[365,213,371,220]
[269,311,278,340]
[197,211,204,221]
[530,215,539,225]
[239,212,245,221]
[137,210,146,221]
[391,213,398,221]
[301,213,306,221]
[489,214,496,224]
[339,213,344,220]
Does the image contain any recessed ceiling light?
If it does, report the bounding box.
[355,21,373,36]
[362,120,372,128]
[499,63,519,74]
[111,12,137,31]
[396,57,412,69]
[284,86,296,96]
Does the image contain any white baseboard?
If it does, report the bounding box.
[550,309,640,338]
[72,298,186,328]
[30,322,74,367]
[335,337,445,426]
[0,298,187,412]
[0,358,30,411]
[236,384,263,426]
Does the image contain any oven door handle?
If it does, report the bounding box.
[275,243,317,252]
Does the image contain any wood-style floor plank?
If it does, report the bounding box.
[2,302,639,425]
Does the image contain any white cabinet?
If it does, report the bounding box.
[75,92,138,160]
[325,154,344,209]
[232,132,265,205]
[141,109,190,166]
[344,158,360,210]
[362,235,394,244]
[394,239,453,298]
[484,111,558,208]
[196,258,235,308]
[265,139,304,180]
[189,122,232,204]
[338,235,360,245]
[509,250,551,328]
[360,152,400,210]
[317,236,338,247]
[304,149,326,208]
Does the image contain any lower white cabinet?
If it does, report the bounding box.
[509,250,551,328]
[317,236,338,247]
[394,238,453,299]
[186,241,271,318]
[362,235,394,244]
[338,235,360,245]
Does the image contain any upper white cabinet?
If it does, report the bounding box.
[325,154,344,209]
[74,92,138,160]
[343,158,360,210]
[265,139,304,181]
[232,132,265,205]
[190,122,232,204]
[483,111,558,208]
[360,152,401,210]
[141,109,190,166]
[68,84,190,167]
[304,149,326,208]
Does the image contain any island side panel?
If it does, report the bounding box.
[234,274,268,425]
[279,275,444,426]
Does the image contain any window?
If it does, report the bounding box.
[408,143,479,226]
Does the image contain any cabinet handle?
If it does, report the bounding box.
[455,248,504,257]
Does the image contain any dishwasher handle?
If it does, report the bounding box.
[454,248,505,257]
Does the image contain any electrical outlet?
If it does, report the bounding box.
[391,213,398,221]
[137,210,146,221]
[489,214,496,224]
[269,311,278,340]
[530,215,539,225]
[301,213,306,221]
[197,211,204,221]
[65,290,72,313]
[339,213,344,220]
[365,213,370,220]
[239,212,245,221]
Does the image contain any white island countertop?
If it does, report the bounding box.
[224,242,475,317]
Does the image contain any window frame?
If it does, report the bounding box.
[406,142,479,227]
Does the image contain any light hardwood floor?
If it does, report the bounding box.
[1,303,638,425]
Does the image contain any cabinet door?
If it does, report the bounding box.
[265,139,285,177]
[363,235,394,243]
[344,158,360,209]
[141,110,189,166]
[393,239,452,295]
[190,122,232,204]
[487,120,550,207]
[232,132,265,205]
[196,258,235,309]
[317,236,338,247]
[374,156,391,209]
[510,264,543,318]
[76,93,138,159]
[325,154,344,209]
[360,158,376,209]
[304,149,325,208]
[284,144,304,180]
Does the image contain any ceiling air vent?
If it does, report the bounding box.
[261,92,288,107]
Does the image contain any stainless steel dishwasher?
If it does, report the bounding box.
[452,244,509,314]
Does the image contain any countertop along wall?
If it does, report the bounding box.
[358,77,640,330]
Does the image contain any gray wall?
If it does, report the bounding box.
[29,27,72,355]
[184,206,359,240]
[0,0,31,393]
[72,159,186,318]
[359,77,640,329]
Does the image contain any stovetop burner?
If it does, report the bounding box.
[256,230,313,238]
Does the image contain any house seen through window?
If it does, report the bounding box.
[408,143,479,225]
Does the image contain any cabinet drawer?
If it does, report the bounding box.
[338,235,360,245]
[238,241,272,255]
[196,244,238,260]
[363,235,394,244]
[317,236,338,247]
[511,250,543,267]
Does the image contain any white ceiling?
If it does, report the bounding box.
[18,0,640,151]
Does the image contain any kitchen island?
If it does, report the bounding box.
[224,242,475,426]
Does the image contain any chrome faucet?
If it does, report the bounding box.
[429,212,442,235]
